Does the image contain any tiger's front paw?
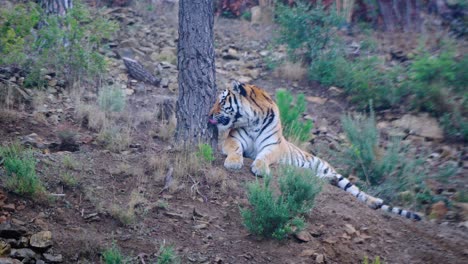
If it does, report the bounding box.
[251,159,271,177]
[224,155,243,170]
[366,197,384,209]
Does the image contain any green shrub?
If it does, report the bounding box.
[157,244,179,264]
[102,243,124,264]
[407,49,458,114]
[0,1,117,87]
[241,176,295,239]
[61,172,78,188]
[278,166,323,215]
[240,11,252,21]
[336,110,458,209]
[275,1,343,64]
[363,256,382,264]
[0,143,44,197]
[0,3,40,66]
[276,90,313,142]
[196,143,215,163]
[241,166,322,239]
[98,85,126,113]
[97,124,131,152]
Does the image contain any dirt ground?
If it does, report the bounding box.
[1,5,468,264]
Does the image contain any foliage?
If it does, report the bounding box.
[241,166,322,239]
[0,142,44,197]
[157,244,179,264]
[275,1,344,64]
[337,110,459,209]
[196,143,215,163]
[406,50,467,141]
[0,1,118,86]
[61,172,78,187]
[98,85,126,113]
[240,11,252,21]
[102,242,124,264]
[97,124,131,152]
[363,256,382,264]
[276,90,313,142]
[278,166,323,215]
[62,155,78,170]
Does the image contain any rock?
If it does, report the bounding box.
[294,231,312,242]
[459,221,468,229]
[124,88,134,96]
[344,224,356,235]
[160,78,169,88]
[299,249,315,257]
[29,231,53,249]
[119,38,139,49]
[43,253,63,263]
[353,237,365,244]
[306,96,327,105]
[453,203,468,221]
[238,76,252,83]
[392,114,443,140]
[0,241,11,256]
[0,258,22,264]
[315,254,325,263]
[328,86,344,96]
[222,48,240,60]
[259,50,269,57]
[430,201,448,220]
[21,133,48,149]
[48,79,57,87]
[0,223,27,239]
[9,248,39,260]
[192,224,208,230]
[1,205,15,212]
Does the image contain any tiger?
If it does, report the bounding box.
[208,81,422,221]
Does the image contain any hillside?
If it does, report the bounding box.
[0,1,467,263]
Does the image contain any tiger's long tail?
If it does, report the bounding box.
[284,142,422,221]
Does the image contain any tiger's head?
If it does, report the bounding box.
[208,81,251,131]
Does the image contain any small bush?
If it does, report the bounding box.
[240,11,252,21]
[62,155,78,170]
[102,242,124,264]
[275,1,343,64]
[0,1,118,87]
[196,143,215,163]
[363,256,382,264]
[98,124,131,152]
[278,166,323,215]
[61,172,78,187]
[276,90,313,142]
[241,166,322,239]
[157,244,179,264]
[98,86,126,113]
[0,143,44,197]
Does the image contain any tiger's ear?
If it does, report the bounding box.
[231,81,247,97]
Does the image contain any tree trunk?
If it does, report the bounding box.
[175,0,217,148]
[37,0,73,16]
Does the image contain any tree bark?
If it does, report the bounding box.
[37,0,73,16]
[175,0,217,148]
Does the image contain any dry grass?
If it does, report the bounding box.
[0,108,20,123]
[97,123,132,152]
[75,101,106,131]
[156,117,176,142]
[206,167,237,193]
[109,189,148,225]
[273,60,308,82]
